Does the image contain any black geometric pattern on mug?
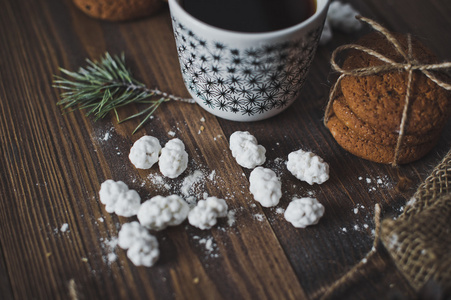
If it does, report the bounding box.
[172,17,322,116]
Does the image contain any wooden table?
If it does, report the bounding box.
[1,0,450,299]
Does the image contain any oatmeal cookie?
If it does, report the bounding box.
[340,32,451,135]
[326,115,438,164]
[332,93,442,146]
[73,0,164,21]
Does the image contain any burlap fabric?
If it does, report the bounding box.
[381,149,451,292]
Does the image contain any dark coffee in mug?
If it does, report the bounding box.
[181,0,316,33]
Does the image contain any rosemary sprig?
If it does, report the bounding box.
[53,52,194,134]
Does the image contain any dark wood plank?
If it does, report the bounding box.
[0,0,450,299]
[0,246,14,300]
[0,0,307,299]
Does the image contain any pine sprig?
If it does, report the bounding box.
[53,52,194,134]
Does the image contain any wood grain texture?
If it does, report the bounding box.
[0,0,450,299]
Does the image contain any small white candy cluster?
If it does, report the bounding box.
[287,149,329,185]
[100,134,232,268]
[284,197,325,228]
[159,138,189,178]
[228,131,329,228]
[118,221,159,267]
[99,180,141,217]
[320,1,362,45]
[249,167,282,208]
[229,131,266,169]
[188,197,228,230]
[129,135,161,169]
[138,195,190,231]
[129,136,188,178]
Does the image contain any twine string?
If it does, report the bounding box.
[324,16,451,166]
[318,204,382,300]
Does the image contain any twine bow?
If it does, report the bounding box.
[324,16,451,166]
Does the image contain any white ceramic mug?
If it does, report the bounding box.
[168,0,330,121]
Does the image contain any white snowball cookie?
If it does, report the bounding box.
[188,197,228,230]
[118,221,151,249]
[129,135,161,169]
[159,138,188,178]
[99,180,140,217]
[229,131,266,169]
[118,222,159,267]
[249,167,282,207]
[287,149,329,185]
[137,195,189,231]
[284,197,325,228]
[127,236,160,267]
[114,190,141,217]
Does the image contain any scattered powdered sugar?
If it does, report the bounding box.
[275,207,285,215]
[307,190,316,197]
[227,210,236,227]
[208,170,216,181]
[143,173,172,191]
[168,131,176,137]
[102,237,118,265]
[265,157,286,177]
[151,174,165,185]
[358,175,393,192]
[193,236,220,258]
[107,252,117,263]
[99,127,114,142]
[254,213,265,222]
[181,170,205,197]
[103,132,111,141]
[199,237,214,252]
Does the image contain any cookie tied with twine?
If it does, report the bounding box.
[325,16,451,166]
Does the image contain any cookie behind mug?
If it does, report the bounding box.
[73,0,164,21]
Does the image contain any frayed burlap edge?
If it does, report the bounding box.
[380,149,451,292]
[317,149,450,299]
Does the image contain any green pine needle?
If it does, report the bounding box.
[53,52,194,134]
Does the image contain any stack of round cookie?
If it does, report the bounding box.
[326,32,451,164]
